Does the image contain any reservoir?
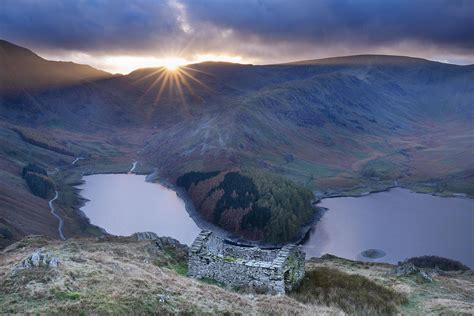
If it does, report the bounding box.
[302,188,474,268]
[77,174,201,245]
[77,175,473,267]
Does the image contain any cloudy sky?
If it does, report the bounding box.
[1,0,473,73]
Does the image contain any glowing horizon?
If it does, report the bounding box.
[41,52,248,75]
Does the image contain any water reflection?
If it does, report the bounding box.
[302,188,474,268]
[77,174,201,245]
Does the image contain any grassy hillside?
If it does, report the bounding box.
[1,235,472,314]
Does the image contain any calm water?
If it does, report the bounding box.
[302,188,474,268]
[77,174,201,245]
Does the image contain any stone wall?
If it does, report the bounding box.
[188,230,305,294]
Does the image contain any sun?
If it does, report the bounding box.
[133,60,215,120]
[165,64,178,71]
[162,57,187,71]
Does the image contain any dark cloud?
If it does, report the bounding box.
[0,0,183,53]
[0,0,473,66]
[185,0,474,50]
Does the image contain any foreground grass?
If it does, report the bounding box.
[0,236,336,315]
[291,267,408,314]
[2,236,472,314]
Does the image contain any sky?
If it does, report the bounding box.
[1,0,473,74]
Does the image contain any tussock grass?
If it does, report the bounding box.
[291,267,407,314]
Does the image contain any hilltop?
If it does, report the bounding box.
[0,40,110,91]
[0,235,472,314]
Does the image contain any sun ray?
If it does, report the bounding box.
[143,68,168,96]
[155,71,172,102]
[136,67,165,83]
[179,68,213,92]
[134,61,220,117]
[180,65,213,76]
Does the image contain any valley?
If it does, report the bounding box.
[0,39,473,250]
[1,1,473,313]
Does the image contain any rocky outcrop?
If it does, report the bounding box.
[18,250,60,269]
[394,262,433,282]
[131,232,189,265]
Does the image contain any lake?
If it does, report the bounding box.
[77,173,201,245]
[301,188,474,268]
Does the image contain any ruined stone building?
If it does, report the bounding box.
[188,230,305,294]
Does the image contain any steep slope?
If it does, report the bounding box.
[0,40,110,91]
[135,59,473,189]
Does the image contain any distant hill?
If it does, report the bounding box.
[0,40,110,91]
[284,54,435,66]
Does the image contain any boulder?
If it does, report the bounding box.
[19,250,61,269]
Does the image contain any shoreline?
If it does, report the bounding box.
[66,162,472,250]
[72,165,326,248]
[146,168,326,248]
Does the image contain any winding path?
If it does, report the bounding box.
[48,191,65,240]
[71,157,84,165]
[129,161,138,173]
[49,158,134,240]
[48,156,85,240]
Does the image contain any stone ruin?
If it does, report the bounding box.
[188,230,306,294]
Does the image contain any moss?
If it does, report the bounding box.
[224,256,236,263]
[50,288,81,300]
[169,262,188,276]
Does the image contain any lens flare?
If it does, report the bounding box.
[161,57,187,71]
[135,62,213,119]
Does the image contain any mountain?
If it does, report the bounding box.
[0,40,110,91]
[285,54,436,65]
[0,40,473,247]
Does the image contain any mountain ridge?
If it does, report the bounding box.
[0,39,111,91]
[282,54,444,66]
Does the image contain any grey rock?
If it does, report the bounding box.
[30,251,41,267]
[49,257,60,268]
[158,294,170,303]
[420,270,433,282]
[395,261,433,282]
[19,250,60,269]
[132,232,159,241]
[188,230,305,294]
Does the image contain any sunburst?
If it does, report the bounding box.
[136,63,213,112]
